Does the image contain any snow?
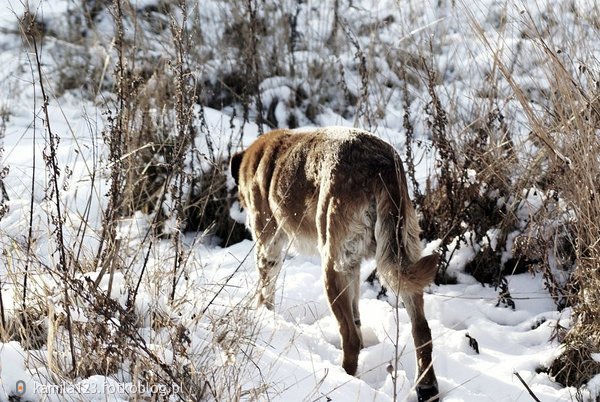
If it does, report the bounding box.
[175,241,576,402]
[0,0,598,401]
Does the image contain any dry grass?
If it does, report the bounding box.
[465,3,600,388]
[3,2,261,400]
[543,82,600,387]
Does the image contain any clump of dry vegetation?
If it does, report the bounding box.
[533,60,600,388]
[465,4,600,388]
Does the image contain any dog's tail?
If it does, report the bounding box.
[373,163,438,294]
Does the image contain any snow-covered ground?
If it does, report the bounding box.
[0,100,589,400]
[194,238,576,402]
[1,0,599,401]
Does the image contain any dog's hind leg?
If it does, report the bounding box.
[319,195,365,375]
[323,259,363,375]
[400,290,439,401]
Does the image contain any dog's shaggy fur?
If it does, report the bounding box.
[231,127,439,401]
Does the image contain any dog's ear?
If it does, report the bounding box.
[230,151,244,185]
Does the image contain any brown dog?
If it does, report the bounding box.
[231,127,439,401]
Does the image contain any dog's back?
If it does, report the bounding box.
[232,127,420,264]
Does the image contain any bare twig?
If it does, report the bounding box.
[26,8,77,372]
[514,372,541,402]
